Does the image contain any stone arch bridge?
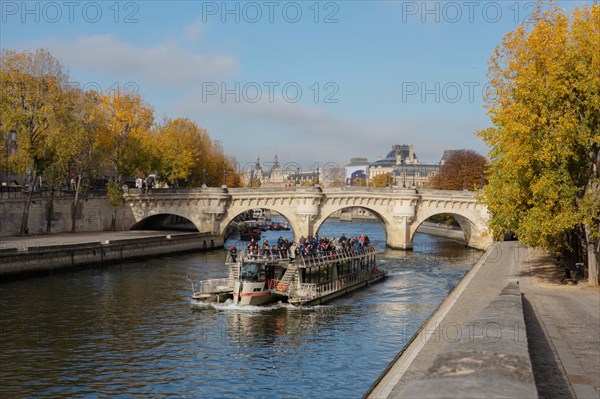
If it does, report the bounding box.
[120,187,492,250]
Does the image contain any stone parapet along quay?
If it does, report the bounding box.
[0,231,223,278]
[396,282,536,398]
[365,242,520,398]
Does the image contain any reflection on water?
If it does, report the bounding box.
[0,220,480,399]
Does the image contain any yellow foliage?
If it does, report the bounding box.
[478,2,599,278]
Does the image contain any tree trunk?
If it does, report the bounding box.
[586,224,600,286]
[71,175,82,232]
[46,188,55,233]
[111,208,117,231]
[20,169,37,236]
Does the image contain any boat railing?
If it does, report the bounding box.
[188,276,230,295]
[289,268,381,301]
[229,244,377,265]
[241,248,292,263]
[299,245,377,269]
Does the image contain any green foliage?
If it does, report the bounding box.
[106,180,124,208]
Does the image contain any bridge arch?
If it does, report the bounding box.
[218,206,300,242]
[410,208,488,250]
[130,213,200,231]
[314,206,392,241]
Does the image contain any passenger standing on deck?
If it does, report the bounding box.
[230,246,238,262]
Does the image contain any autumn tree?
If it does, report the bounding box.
[60,88,108,231]
[95,89,154,229]
[247,177,262,188]
[327,179,346,188]
[478,3,599,284]
[96,89,155,185]
[153,118,206,186]
[352,177,368,187]
[430,150,487,191]
[0,49,68,235]
[371,173,394,188]
[199,139,242,188]
[0,130,6,177]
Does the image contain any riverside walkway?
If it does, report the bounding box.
[366,241,600,398]
[0,230,195,251]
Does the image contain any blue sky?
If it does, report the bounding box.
[1,0,591,170]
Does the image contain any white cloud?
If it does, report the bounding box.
[170,91,488,166]
[183,19,206,42]
[25,34,236,86]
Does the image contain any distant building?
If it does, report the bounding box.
[344,157,369,186]
[440,150,460,165]
[368,144,440,188]
[242,155,290,187]
[243,146,458,189]
[243,155,332,187]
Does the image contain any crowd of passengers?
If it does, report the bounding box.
[230,234,371,261]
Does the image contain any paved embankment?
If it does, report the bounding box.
[365,241,600,399]
[518,248,600,399]
[415,222,466,242]
[0,231,223,278]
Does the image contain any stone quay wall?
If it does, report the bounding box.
[0,192,112,237]
[0,233,223,278]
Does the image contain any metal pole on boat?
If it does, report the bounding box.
[187,274,196,295]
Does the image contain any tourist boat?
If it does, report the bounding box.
[238,220,262,241]
[189,244,386,306]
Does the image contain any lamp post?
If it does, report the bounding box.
[296,167,300,185]
[223,169,228,187]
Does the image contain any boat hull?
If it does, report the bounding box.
[288,271,387,306]
[233,281,278,306]
[192,292,232,303]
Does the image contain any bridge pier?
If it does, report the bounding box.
[386,217,414,250]
[294,212,318,240]
[387,194,419,249]
[294,215,316,242]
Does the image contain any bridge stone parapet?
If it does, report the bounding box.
[122,187,492,250]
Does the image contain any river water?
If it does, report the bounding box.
[0,220,480,399]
